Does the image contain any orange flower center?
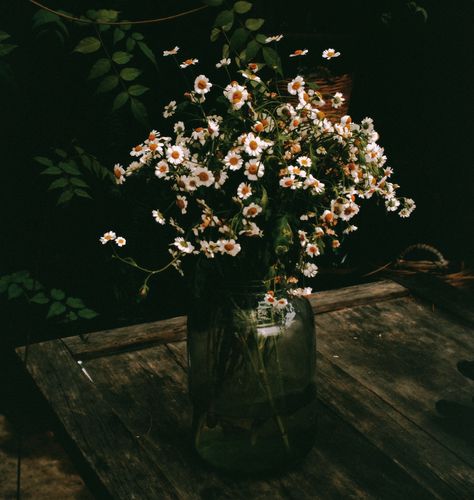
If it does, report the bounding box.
[149,143,157,151]
[284,179,293,187]
[149,133,156,141]
[248,164,258,174]
[232,91,243,102]
[229,156,239,165]
[184,59,193,65]
[134,145,142,152]
[249,140,258,150]
[197,80,207,90]
[171,151,180,159]
[224,243,234,252]
[294,50,303,55]
[176,199,186,209]
[247,207,257,216]
[198,172,209,181]
[292,81,301,90]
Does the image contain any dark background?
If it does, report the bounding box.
[0,0,473,350]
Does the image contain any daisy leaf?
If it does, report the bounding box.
[74,37,101,54]
[88,58,111,79]
[128,84,149,96]
[120,67,141,81]
[47,301,67,318]
[112,91,129,110]
[214,10,234,28]
[245,18,264,31]
[113,28,125,44]
[234,1,252,14]
[96,75,119,93]
[112,51,133,65]
[137,42,157,66]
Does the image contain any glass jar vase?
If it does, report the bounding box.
[187,282,317,474]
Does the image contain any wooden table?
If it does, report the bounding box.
[16,278,474,499]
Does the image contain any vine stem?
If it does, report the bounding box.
[29,0,208,26]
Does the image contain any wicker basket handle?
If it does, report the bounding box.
[397,243,448,269]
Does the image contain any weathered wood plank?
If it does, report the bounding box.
[86,342,431,499]
[387,272,474,327]
[65,280,408,360]
[20,340,183,499]
[316,297,474,483]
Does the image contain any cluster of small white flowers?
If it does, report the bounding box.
[104,45,413,290]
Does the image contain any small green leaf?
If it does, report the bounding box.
[11,270,29,282]
[130,97,148,126]
[245,40,261,60]
[0,277,9,293]
[47,301,67,318]
[113,28,125,44]
[66,297,85,309]
[210,27,220,42]
[234,1,252,14]
[96,75,119,93]
[78,308,99,319]
[222,43,230,59]
[31,292,50,305]
[128,84,149,96]
[74,189,92,199]
[51,288,66,300]
[57,190,74,205]
[0,44,17,57]
[229,27,249,51]
[48,177,68,190]
[126,38,136,52]
[74,37,101,54]
[55,148,67,158]
[8,284,22,299]
[112,51,133,64]
[256,33,267,44]
[70,177,88,188]
[245,18,264,31]
[41,166,62,175]
[214,9,234,28]
[120,67,141,81]
[35,156,53,167]
[59,161,80,175]
[96,9,119,22]
[88,58,111,79]
[262,46,282,74]
[131,32,144,40]
[0,31,10,42]
[112,91,129,110]
[137,42,157,66]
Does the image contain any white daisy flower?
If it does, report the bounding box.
[339,202,360,221]
[303,262,319,277]
[244,159,264,181]
[321,210,335,224]
[264,291,276,305]
[322,48,341,60]
[216,58,231,68]
[287,165,307,178]
[191,127,207,145]
[239,220,263,237]
[244,133,264,157]
[241,71,262,82]
[218,239,241,256]
[343,225,358,234]
[214,170,228,188]
[174,121,185,135]
[242,202,262,218]
[247,62,260,73]
[99,231,116,244]
[173,237,194,253]
[163,46,179,56]
[265,34,283,43]
[306,243,320,257]
[152,210,166,225]
[279,176,298,189]
[298,230,308,246]
[223,82,249,110]
[130,144,145,157]
[297,156,312,168]
[163,100,177,118]
[176,195,188,214]
[331,92,345,109]
[193,167,215,187]
[180,58,198,68]
[166,145,185,165]
[275,298,288,310]
[287,76,305,95]
[304,175,325,193]
[115,236,126,247]
[207,119,220,138]
[289,49,308,57]
[361,117,375,134]
[224,151,243,170]
[385,198,400,212]
[155,160,170,178]
[237,182,252,200]
[113,164,126,185]
[289,287,313,296]
[194,75,212,95]
[316,146,327,155]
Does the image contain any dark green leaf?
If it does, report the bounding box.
[245,18,264,31]
[98,24,111,33]
[262,46,282,75]
[34,156,53,167]
[131,32,144,40]
[66,311,78,321]
[234,1,252,14]
[126,38,136,51]
[88,58,111,79]
[8,284,22,299]
[214,9,234,28]
[70,177,88,188]
[48,177,68,190]
[245,40,261,60]
[31,292,50,305]
[0,277,9,293]
[57,190,74,205]
[41,166,62,175]
[0,44,17,57]
[96,75,119,93]
[47,301,66,318]
[113,28,125,44]
[11,270,29,282]
[137,42,157,66]
[222,43,229,59]
[130,98,148,127]
[229,27,249,51]
[210,28,220,42]
[32,11,60,29]
[96,9,119,22]
[78,308,99,319]
[59,161,80,175]
[112,91,129,110]
[55,148,67,158]
[74,189,92,199]
[51,288,66,300]
[66,297,85,309]
[255,33,267,44]
[0,32,10,42]
[120,67,141,81]
[74,37,101,54]
[128,84,149,96]
[112,51,133,64]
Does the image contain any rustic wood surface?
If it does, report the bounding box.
[16,279,474,499]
